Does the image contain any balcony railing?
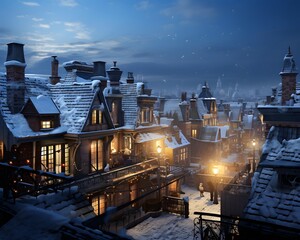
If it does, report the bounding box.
[193,212,300,240]
[72,158,159,193]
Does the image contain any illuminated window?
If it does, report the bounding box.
[168,181,177,192]
[40,144,69,174]
[91,140,103,172]
[192,129,197,138]
[141,108,153,124]
[111,136,118,154]
[92,195,106,215]
[92,110,102,124]
[124,135,132,152]
[41,120,52,129]
[111,101,118,125]
[180,148,187,161]
[0,141,4,161]
[64,144,70,175]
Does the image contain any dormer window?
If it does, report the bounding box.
[21,96,60,132]
[279,173,300,187]
[92,109,103,124]
[41,120,52,129]
[141,107,153,124]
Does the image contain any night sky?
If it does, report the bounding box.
[1,0,300,96]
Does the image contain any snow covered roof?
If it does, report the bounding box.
[0,76,67,139]
[244,167,300,230]
[260,127,300,168]
[219,125,229,138]
[28,96,60,114]
[0,186,117,240]
[163,99,183,120]
[50,81,97,133]
[244,126,300,230]
[199,126,221,142]
[0,70,104,136]
[135,132,165,143]
[164,131,190,149]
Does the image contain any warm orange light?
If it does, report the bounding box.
[252,139,256,147]
[157,145,162,154]
[212,166,219,175]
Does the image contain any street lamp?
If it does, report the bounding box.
[157,145,162,200]
[212,166,219,204]
[252,139,256,173]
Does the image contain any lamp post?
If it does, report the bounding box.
[157,145,162,200]
[252,139,256,173]
[212,166,219,204]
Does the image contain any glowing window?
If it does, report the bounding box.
[192,129,197,138]
[92,110,102,124]
[41,121,52,129]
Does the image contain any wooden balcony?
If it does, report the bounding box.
[72,158,159,193]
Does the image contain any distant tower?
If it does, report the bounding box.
[280,46,298,105]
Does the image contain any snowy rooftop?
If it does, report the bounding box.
[28,96,60,114]
[164,131,190,149]
[244,126,300,230]
[0,186,116,240]
[0,71,104,136]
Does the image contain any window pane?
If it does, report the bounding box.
[48,145,54,172]
[92,110,97,124]
[99,111,102,124]
[91,141,97,172]
[41,146,47,171]
[41,121,51,129]
[55,145,61,173]
[64,144,70,174]
[97,140,103,170]
[92,196,99,215]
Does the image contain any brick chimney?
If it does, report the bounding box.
[4,42,26,113]
[49,56,61,84]
[106,61,122,87]
[280,47,298,105]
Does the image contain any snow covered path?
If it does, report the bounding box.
[126,185,220,240]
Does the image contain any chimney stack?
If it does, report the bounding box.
[5,42,26,82]
[91,61,108,90]
[49,56,61,84]
[280,47,298,105]
[93,61,106,77]
[5,42,26,113]
[107,61,122,87]
[126,72,134,84]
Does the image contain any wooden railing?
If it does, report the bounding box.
[71,158,159,193]
[193,212,300,240]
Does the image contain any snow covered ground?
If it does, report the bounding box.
[125,185,220,240]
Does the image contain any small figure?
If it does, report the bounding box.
[199,183,204,197]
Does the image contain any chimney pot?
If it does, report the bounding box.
[126,72,134,83]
